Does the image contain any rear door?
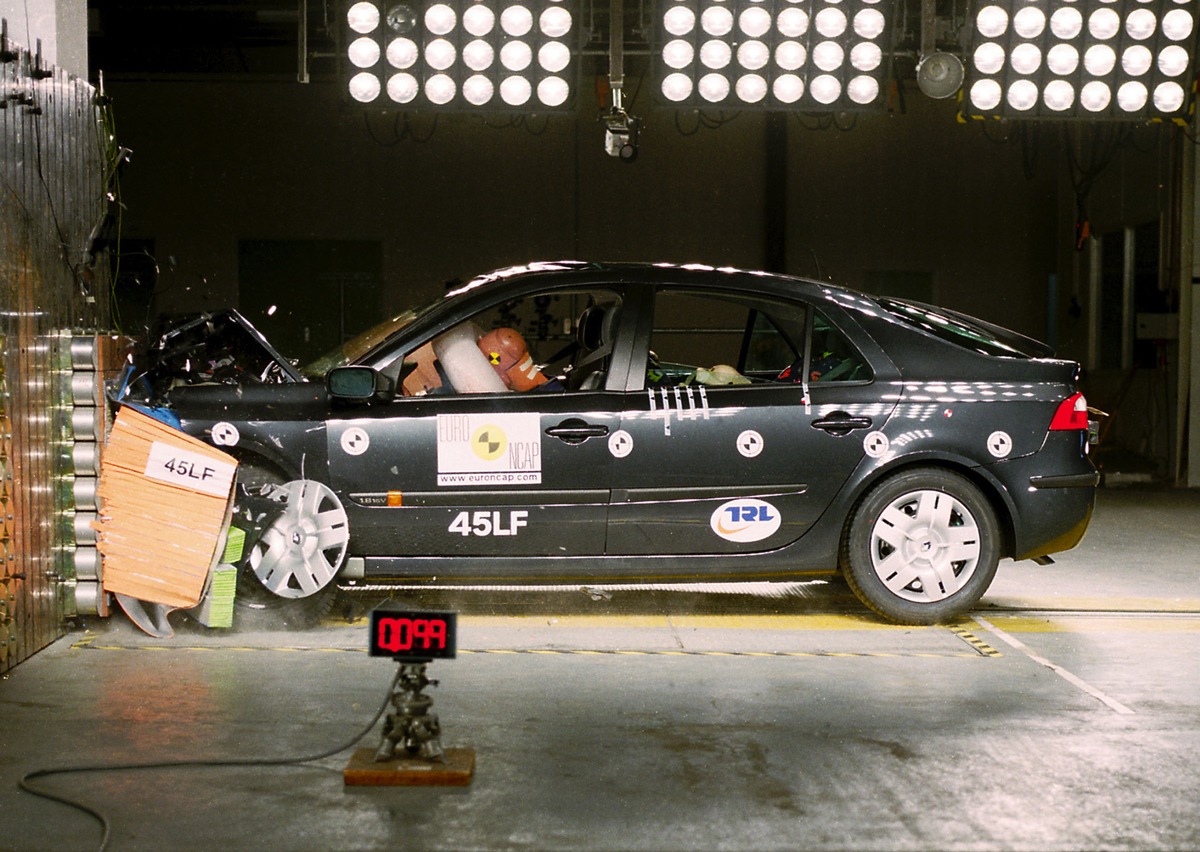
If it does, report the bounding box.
[606,285,895,559]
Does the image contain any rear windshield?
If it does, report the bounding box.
[877,299,1038,358]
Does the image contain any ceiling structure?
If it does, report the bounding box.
[85,0,962,81]
[86,1,331,77]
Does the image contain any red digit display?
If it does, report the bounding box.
[369,610,457,660]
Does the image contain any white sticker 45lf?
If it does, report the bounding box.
[448,510,529,537]
[144,441,236,497]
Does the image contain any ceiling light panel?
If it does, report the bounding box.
[962,0,1198,120]
[342,0,577,111]
[656,0,896,111]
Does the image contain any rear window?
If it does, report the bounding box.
[877,299,1034,358]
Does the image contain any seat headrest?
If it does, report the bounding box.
[576,303,619,350]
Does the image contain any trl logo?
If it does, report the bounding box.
[710,498,782,543]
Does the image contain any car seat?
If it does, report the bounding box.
[568,301,620,391]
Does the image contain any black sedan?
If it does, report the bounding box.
[133,261,1099,625]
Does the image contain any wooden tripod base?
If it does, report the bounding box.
[343,747,475,787]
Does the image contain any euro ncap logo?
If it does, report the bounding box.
[472,424,507,461]
[710,498,781,543]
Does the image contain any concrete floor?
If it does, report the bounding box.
[2,485,1198,851]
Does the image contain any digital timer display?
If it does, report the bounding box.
[368,609,457,660]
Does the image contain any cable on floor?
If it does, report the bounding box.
[17,666,402,852]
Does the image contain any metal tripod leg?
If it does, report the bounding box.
[373,661,446,763]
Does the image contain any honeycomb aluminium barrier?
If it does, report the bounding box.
[1,23,112,674]
[60,332,126,620]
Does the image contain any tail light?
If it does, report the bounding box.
[1049,392,1088,431]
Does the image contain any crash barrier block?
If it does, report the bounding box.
[191,565,238,629]
[93,407,237,608]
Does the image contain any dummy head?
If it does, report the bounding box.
[477,327,549,391]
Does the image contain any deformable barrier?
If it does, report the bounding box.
[1,22,117,674]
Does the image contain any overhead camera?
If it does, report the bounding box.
[603,109,640,163]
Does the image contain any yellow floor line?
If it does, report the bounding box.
[454,613,914,631]
[985,615,1200,633]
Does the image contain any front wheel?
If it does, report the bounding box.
[231,460,347,629]
[840,468,1000,625]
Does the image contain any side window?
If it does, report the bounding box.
[743,311,799,374]
[642,289,870,389]
[399,288,623,396]
[645,290,805,387]
[808,309,872,383]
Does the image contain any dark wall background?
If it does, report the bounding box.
[107,75,1168,349]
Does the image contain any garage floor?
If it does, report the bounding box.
[2,486,1198,851]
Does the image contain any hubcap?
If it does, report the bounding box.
[869,489,981,603]
[249,480,349,599]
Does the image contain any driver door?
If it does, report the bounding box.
[325,285,629,566]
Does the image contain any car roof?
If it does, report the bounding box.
[448,260,845,303]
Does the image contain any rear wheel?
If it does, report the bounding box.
[232,460,348,629]
[840,468,1000,625]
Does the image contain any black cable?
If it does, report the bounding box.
[520,114,551,136]
[1020,123,1038,181]
[17,665,402,852]
[794,112,833,132]
[978,119,1014,145]
[673,111,703,136]
[483,114,521,129]
[698,109,740,129]
[1065,123,1128,228]
[623,65,646,112]
[362,111,405,146]
[29,92,70,266]
[407,113,440,143]
[892,64,907,115]
[833,112,858,132]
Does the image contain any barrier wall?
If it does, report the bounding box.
[1,26,111,673]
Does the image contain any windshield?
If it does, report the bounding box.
[300,302,433,377]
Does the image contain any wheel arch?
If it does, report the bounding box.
[225,442,304,482]
[838,455,1017,560]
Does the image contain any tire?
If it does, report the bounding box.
[231,459,346,630]
[839,468,1000,625]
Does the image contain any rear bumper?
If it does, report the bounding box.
[982,436,1098,560]
[1016,471,1099,559]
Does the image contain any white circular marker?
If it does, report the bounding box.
[737,430,764,458]
[609,429,634,458]
[863,431,890,458]
[212,422,240,447]
[987,430,1013,458]
[341,427,370,456]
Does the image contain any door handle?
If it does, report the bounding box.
[545,419,609,445]
[811,412,872,436]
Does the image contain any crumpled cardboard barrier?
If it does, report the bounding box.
[94,407,238,608]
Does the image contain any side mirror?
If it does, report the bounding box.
[328,366,394,402]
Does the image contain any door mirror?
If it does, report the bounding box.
[328,366,394,401]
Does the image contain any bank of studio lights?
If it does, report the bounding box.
[342,0,576,110]
[963,0,1199,119]
[656,0,896,110]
